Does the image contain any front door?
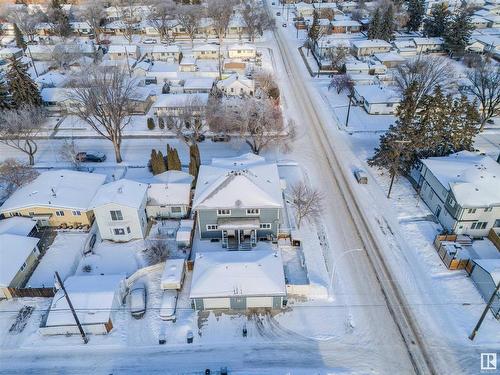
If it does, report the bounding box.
[230,297,246,309]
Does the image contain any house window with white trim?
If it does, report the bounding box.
[468,208,476,214]
[206,224,218,231]
[72,210,81,216]
[484,207,492,212]
[113,228,125,235]
[471,222,487,230]
[55,210,65,216]
[260,223,271,229]
[20,262,27,272]
[110,210,123,221]
[171,206,182,213]
[246,209,260,215]
[217,209,231,216]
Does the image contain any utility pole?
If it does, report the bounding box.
[387,140,410,199]
[26,47,38,77]
[345,93,352,128]
[55,271,88,344]
[469,281,500,341]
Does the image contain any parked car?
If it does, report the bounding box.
[282,23,287,27]
[130,282,147,319]
[159,290,178,321]
[276,12,281,16]
[354,169,368,184]
[212,134,231,142]
[100,39,111,45]
[75,151,106,162]
[143,38,157,44]
[160,39,170,44]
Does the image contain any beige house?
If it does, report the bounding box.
[0,170,106,228]
[352,39,392,57]
[193,44,219,60]
[216,74,255,96]
[151,45,182,62]
[108,44,141,60]
[0,234,40,299]
[227,44,257,60]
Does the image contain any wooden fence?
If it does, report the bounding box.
[6,287,55,298]
[487,229,500,252]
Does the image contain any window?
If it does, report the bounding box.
[448,198,456,208]
[471,222,488,230]
[29,212,35,216]
[260,223,272,229]
[55,210,65,216]
[246,209,260,215]
[127,226,131,234]
[468,208,476,214]
[171,206,182,213]
[20,262,27,272]
[217,209,231,216]
[113,228,125,235]
[110,210,123,221]
[484,207,493,212]
[494,219,500,228]
[72,210,81,216]
[206,224,218,231]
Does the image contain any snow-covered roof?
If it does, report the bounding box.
[108,44,139,54]
[354,85,400,104]
[353,39,392,49]
[192,153,283,210]
[183,78,215,90]
[0,217,37,237]
[373,52,406,63]
[160,258,185,289]
[0,234,39,286]
[413,37,444,46]
[331,20,361,27]
[45,274,124,327]
[35,72,69,88]
[152,45,181,54]
[40,88,76,103]
[153,93,209,108]
[216,73,254,90]
[0,170,106,212]
[190,250,286,298]
[473,259,500,284]
[138,170,193,206]
[421,151,500,208]
[227,43,256,52]
[90,179,147,209]
[193,44,218,52]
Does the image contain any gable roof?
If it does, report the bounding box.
[190,250,286,298]
[0,234,39,286]
[192,153,283,210]
[0,217,37,237]
[0,170,106,212]
[90,179,147,209]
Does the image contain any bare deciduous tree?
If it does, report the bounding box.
[6,7,40,42]
[0,105,45,165]
[0,158,39,195]
[254,70,280,100]
[77,0,106,43]
[466,62,500,131]
[328,74,352,94]
[144,237,170,265]
[177,5,200,47]
[70,66,136,163]
[161,95,207,147]
[59,139,81,170]
[114,0,138,44]
[290,182,324,229]
[51,44,82,70]
[325,47,348,72]
[241,0,273,42]
[146,0,177,42]
[394,55,455,106]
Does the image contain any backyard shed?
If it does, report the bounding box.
[160,259,186,290]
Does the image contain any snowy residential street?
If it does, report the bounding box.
[1,0,500,374]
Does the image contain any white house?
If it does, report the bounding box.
[150,45,181,62]
[411,151,500,237]
[40,274,126,335]
[393,39,418,56]
[190,250,287,310]
[413,37,444,53]
[345,61,370,74]
[294,2,315,17]
[139,170,193,219]
[90,179,148,242]
[353,85,401,114]
[153,93,209,117]
[193,44,219,60]
[227,44,257,59]
[183,78,215,93]
[216,73,255,96]
[108,44,141,60]
[41,88,80,114]
[352,39,392,57]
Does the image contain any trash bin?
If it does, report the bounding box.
[158,334,166,345]
[187,330,194,344]
[242,325,247,337]
[220,366,228,375]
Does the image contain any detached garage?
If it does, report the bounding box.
[190,250,286,310]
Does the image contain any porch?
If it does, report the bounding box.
[218,218,259,250]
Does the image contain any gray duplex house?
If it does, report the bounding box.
[192,153,284,249]
[410,151,500,237]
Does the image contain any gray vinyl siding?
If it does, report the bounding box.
[444,191,461,219]
[230,297,246,309]
[197,208,280,239]
[273,296,283,309]
[471,265,500,317]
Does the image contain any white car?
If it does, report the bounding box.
[130,282,147,319]
[143,38,157,44]
[159,290,178,321]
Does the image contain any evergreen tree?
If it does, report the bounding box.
[423,3,450,37]
[368,8,382,40]
[50,0,71,37]
[308,11,320,44]
[407,0,425,32]
[188,144,201,187]
[13,23,26,51]
[166,145,182,171]
[380,4,396,41]
[0,78,11,109]
[156,150,167,174]
[6,56,42,108]
[444,7,474,56]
